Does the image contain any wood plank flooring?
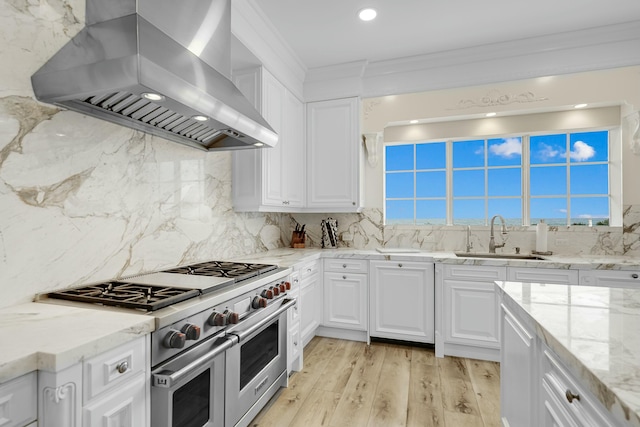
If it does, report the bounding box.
[250,337,501,427]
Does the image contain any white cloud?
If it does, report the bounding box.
[489,138,521,158]
[538,143,562,161]
[559,209,567,213]
[569,141,595,161]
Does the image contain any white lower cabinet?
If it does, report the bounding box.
[500,295,626,427]
[0,371,37,427]
[298,259,322,346]
[439,264,506,361]
[323,272,367,330]
[38,336,149,427]
[369,261,434,343]
[500,303,537,427]
[287,270,303,373]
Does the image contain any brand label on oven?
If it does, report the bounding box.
[255,376,269,395]
[153,372,172,388]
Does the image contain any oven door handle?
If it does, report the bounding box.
[231,298,296,342]
[152,337,233,388]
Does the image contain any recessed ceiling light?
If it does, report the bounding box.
[254,142,264,147]
[409,120,419,124]
[574,103,588,109]
[192,115,209,122]
[358,8,377,21]
[142,92,164,101]
[485,112,497,117]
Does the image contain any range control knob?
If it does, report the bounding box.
[252,296,268,309]
[279,283,286,293]
[181,323,201,340]
[163,329,186,349]
[261,289,274,299]
[207,311,226,327]
[284,281,291,290]
[272,286,280,296]
[225,310,239,324]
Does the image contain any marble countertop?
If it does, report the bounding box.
[496,281,640,426]
[0,302,154,384]
[231,247,640,271]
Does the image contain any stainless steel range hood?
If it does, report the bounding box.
[30,0,278,151]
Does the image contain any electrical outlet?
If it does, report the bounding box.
[342,232,354,242]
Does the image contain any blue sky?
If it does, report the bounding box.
[385,131,609,224]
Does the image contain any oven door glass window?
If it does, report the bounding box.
[172,370,210,427]
[240,320,279,389]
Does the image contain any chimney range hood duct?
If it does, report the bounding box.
[31,0,278,152]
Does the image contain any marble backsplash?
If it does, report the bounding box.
[288,205,640,257]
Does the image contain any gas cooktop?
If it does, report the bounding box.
[47,281,200,311]
[46,261,281,312]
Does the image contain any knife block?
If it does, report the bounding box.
[291,232,306,248]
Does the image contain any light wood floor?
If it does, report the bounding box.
[250,337,501,427]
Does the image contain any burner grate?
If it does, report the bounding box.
[48,282,200,311]
[162,261,278,282]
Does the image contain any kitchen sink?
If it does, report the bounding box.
[454,252,547,260]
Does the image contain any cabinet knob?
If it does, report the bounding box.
[116,361,129,374]
[565,389,580,403]
[632,273,639,279]
[398,263,403,268]
[343,275,347,279]
[343,264,347,268]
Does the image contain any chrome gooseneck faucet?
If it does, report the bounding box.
[489,215,508,253]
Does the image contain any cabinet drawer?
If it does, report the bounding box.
[83,337,146,403]
[581,269,640,288]
[298,260,320,281]
[324,258,368,273]
[443,264,506,281]
[541,349,617,427]
[507,267,578,284]
[0,372,37,427]
[288,293,300,324]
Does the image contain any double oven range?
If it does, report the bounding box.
[45,260,295,427]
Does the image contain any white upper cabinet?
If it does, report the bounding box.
[306,97,362,212]
[232,67,304,211]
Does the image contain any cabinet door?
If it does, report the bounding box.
[261,70,286,206]
[323,272,367,330]
[443,280,499,347]
[300,270,321,346]
[282,90,305,207]
[369,261,435,343]
[500,304,537,427]
[306,97,360,211]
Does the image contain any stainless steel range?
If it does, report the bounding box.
[46,260,295,427]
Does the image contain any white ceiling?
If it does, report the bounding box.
[250,0,640,70]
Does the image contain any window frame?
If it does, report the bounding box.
[383,126,620,227]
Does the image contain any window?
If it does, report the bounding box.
[384,130,612,226]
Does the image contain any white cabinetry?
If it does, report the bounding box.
[507,267,579,284]
[500,295,625,427]
[580,269,640,288]
[500,303,537,427]
[306,97,362,212]
[232,67,304,211]
[0,372,37,427]
[369,261,434,343]
[287,270,302,373]
[38,336,149,427]
[298,259,322,347]
[438,264,506,361]
[318,259,368,342]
